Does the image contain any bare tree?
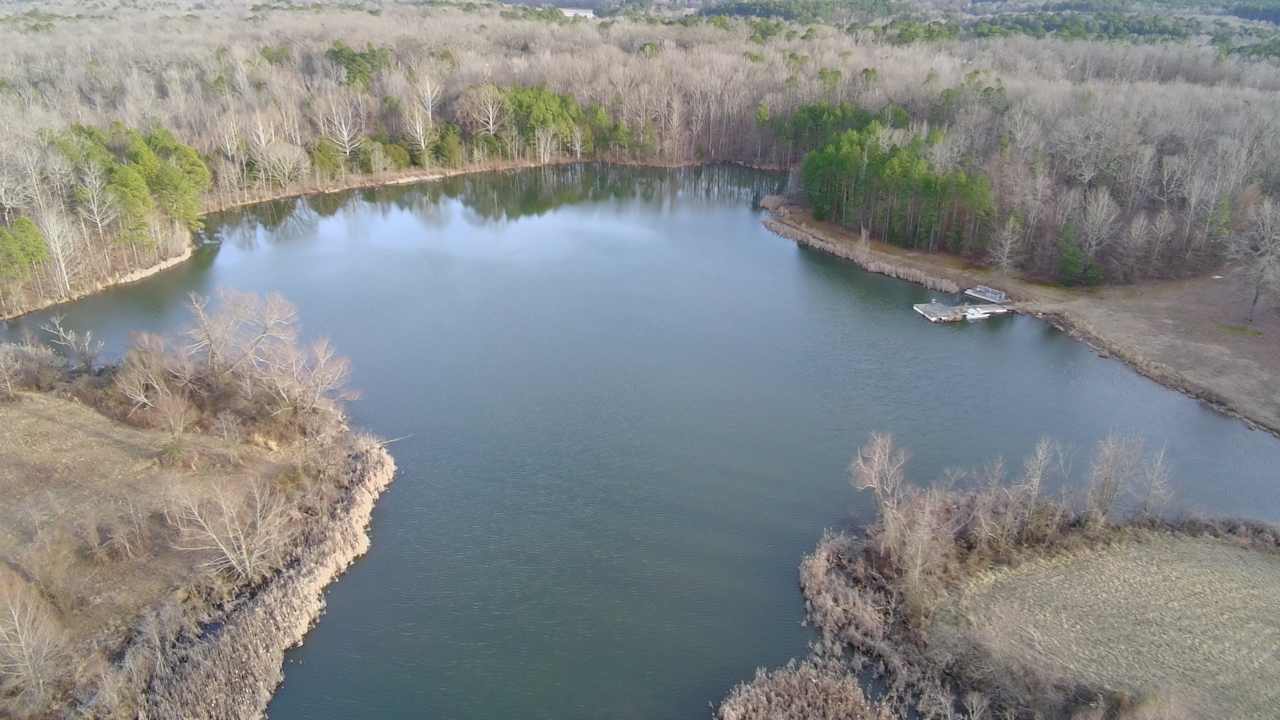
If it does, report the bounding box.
[1149,208,1175,270]
[1132,444,1173,518]
[0,575,68,713]
[850,433,906,510]
[41,315,103,372]
[185,290,297,384]
[0,346,18,401]
[75,163,119,245]
[1086,433,1144,525]
[33,207,78,299]
[316,90,365,161]
[988,215,1022,271]
[1080,186,1119,260]
[0,160,33,225]
[261,337,352,421]
[155,391,195,440]
[412,68,443,130]
[963,691,991,720]
[405,105,438,165]
[533,126,559,164]
[257,141,311,187]
[457,83,507,138]
[1228,199,1280,323]
[172,480,294,583]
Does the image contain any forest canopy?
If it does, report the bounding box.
[0,0,1278,315]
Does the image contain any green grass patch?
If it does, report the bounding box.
[1219,323,1263,337]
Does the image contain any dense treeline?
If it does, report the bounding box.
[701,0,1280,58]
[702,0,903,23]
[868,12,1203,44]
[802,122,994,255]
[784,58,1278,284]
[1,1,1279,311]
[1232,1,1280,23]
[0,123,209,316]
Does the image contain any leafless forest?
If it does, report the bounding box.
[0,0,1278,317]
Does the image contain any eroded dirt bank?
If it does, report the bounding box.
[761,197,1280,438]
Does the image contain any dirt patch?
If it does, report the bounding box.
[762,199,1280,437]
[931,533,1280,719]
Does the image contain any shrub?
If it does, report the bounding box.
[309,138,344,179]
[0,571,69,715]
[433,125,464,168]
[718,659,889,720]
[0,341,64,398]
[112,290,352,445]
[381,142,412,170]
[785,432,1207,720]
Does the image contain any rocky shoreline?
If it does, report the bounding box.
[81,441,397,719]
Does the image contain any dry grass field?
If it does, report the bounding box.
[931,532,1280,719]
[0,392,278,673]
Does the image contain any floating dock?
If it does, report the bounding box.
[964,285,1010,304]
[913,302,1012,323]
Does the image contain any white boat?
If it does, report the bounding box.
[964,307,993,321]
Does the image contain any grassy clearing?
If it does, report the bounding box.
[931,532,1280,719]
[722,432,1280,720]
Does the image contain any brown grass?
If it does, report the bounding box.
[717,660,892,720]
[724,433,1280,720]
[0,392,286,713]
[931,532,1280,720]
[0,292,371,716]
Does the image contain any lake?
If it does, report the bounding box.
[4,164,1278,719]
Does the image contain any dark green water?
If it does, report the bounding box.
[5,165,1279,719]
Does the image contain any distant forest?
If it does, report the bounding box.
[1,0,1278,315]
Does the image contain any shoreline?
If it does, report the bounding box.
[199,157,784,216]
[0,244,193,322]
[786,514,1280,720]
[89,440,397,719]
[2,158,781,324]
[759,197,1280,439]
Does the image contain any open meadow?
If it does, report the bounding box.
[931,532,1280,718]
